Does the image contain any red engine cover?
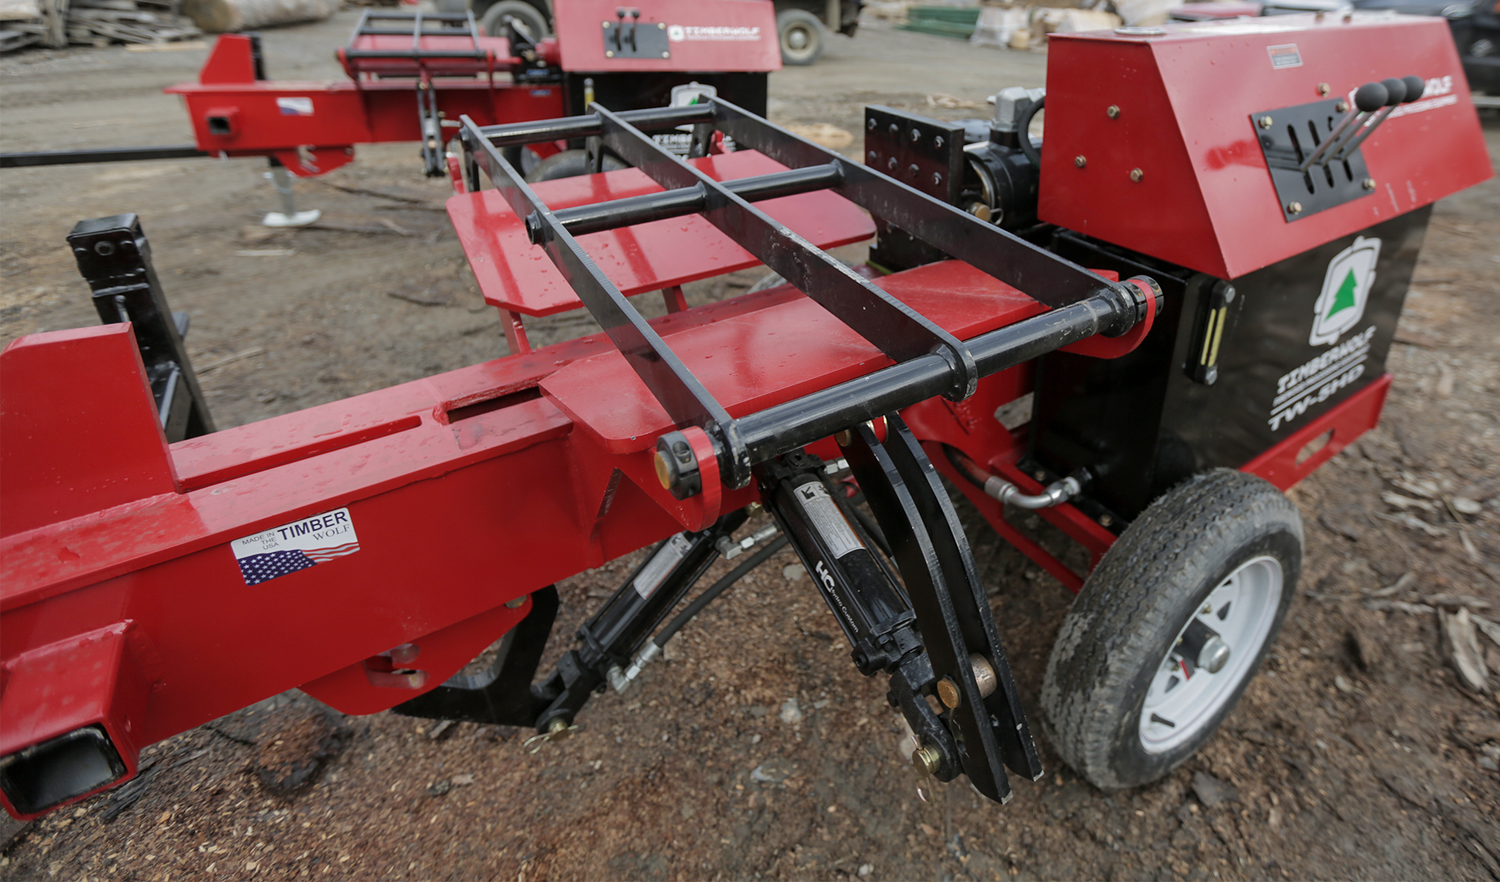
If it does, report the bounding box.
[554,0,781,73]
[1037,14,1493,279]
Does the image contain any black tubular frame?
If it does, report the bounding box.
[456,98,1150,491]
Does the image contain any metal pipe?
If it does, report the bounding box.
[731,292,1130,471]
[356,27,475,35]
[1,145,208,168]
[343,49,489,59]
[537,163,844,241]
[478,105,715,148]
[948,448,1079,509]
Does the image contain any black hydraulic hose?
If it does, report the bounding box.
[945,445,991,490]
[1016,95,1043,168]
[654,534,790,648]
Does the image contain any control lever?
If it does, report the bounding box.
[1334,75,1424,161]
[1298,80,1387,171]
[630,9,641,51]
[613,7,625,52]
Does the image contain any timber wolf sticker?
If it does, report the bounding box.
[276,97,314,116]
[231,508,359,586]
[668,25,761,42]
[1267,44,1302,69]
[1310,236,1379,346]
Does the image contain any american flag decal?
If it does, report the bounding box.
[230,508,360,587]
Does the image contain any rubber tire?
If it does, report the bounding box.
[523,149,627,183]
[1041,469,1301,792]
[479,0,549,39]
[435,0,466,13]
[777,9,825,66]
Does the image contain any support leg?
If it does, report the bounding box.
[262,158,322,228]
[68,214,216,442]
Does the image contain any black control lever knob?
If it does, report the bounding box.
[1379,77,1407,106]
[1353,82,1388,113]
[1401,75,1425,102]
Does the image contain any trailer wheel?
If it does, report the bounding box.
[777,9,825,66]
[1041,469,1300,791]
[480,0,549,40]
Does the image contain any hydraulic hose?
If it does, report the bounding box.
[609,533,790,692]
[946,447,1080,510]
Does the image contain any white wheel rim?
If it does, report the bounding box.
[1138,555,1282,754]
[787,28,809,50]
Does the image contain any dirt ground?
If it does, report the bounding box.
[2,11,1499,882]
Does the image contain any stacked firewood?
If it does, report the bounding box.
[0,0,199,50]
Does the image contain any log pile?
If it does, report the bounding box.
[0,0,200,50]
[180,0,338,33]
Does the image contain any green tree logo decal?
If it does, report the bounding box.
[1328,269,1358,319]
[1310,236,1380,346]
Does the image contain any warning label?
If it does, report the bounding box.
[793,482,865,559]
[1266,44,1302,69]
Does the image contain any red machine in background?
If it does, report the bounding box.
[166,0,780,180]
[1,1,780,220]
[0,13,1490,820]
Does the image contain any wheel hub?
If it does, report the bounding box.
[1138,555,1283,753]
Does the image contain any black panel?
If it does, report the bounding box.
[1250,97,1373,222]
[600,17,671,59]
[1031,207,1431,519]
[863,105,964,271]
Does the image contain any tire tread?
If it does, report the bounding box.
[1041,469,1301,791]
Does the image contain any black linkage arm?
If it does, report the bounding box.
[457,98,1155,491]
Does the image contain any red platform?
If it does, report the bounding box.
[447,150,876,316]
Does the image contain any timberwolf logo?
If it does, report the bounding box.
[1309,236,1379,346]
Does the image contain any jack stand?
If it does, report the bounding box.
[261,159,321,228]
